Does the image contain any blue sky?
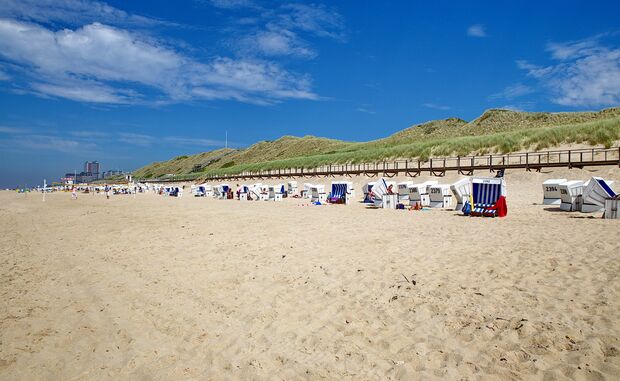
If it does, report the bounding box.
[0,0,619,187]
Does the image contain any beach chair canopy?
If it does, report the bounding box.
[583,177,616,207]
[363,182,375,193]
[559,180,584,198]
[559,180,585,209]
[330,182,349,199]
[397,181,414,195]
[372,178,396,199]
[451,178,471,202]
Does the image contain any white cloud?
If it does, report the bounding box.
[0,19,317,104]
[209,0,254,9]
[229,3,344,58]
[422,103,451,111]
[117,133,155,146]
[278,4,345,40]
[356,107,376,115]
[489,83,534,100]
[467,24,487,38]
[518,35,620,107]
[0,0,170,27]
[6,134,96,153]
[0,126,228,152]
[163,136,225,147]
[117,133,227,148]
[69,130,109,138]
[0,126,28,134]
[242,29,316,58]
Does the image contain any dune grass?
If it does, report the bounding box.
[132,108,620,181]
[201,117,620,178]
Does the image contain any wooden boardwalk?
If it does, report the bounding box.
[145,147,620,182]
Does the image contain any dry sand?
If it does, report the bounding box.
[1,167,619,380]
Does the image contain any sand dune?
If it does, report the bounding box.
[1,167,619,380]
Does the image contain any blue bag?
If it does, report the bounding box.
[462,201,471,215]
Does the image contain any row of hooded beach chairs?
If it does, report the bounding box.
[542,177,618,218]
[362,177,507,217]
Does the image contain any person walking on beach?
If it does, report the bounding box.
[71,187,77,200]
[105,185,111,200]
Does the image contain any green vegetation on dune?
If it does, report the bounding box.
[132,148,236,178]
[202,117,620,178]
[210,135,351,170]
[133,107,620,180]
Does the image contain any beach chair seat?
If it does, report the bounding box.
[471,203,489,216]
[482,207,497,217]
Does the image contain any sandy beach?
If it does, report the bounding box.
[1,167,619,380]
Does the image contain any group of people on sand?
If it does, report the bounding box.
[71,185,112,200]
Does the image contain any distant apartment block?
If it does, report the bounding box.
[84,161,100,179]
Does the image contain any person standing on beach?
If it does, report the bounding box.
[71,187,77,200]
[105,185,111,200]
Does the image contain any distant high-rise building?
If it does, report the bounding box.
[84,161,99,179]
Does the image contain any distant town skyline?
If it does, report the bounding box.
[58,161,128,186]
[1,1,619,188]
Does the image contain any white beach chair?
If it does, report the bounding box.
[193,183,212,197]
[397,181,414,203]
[237,185,250,200]
[451,178,471,211]
[581,177,616,213]
[269,184,285,201]
[302,183,313,199]
[247,183,261,201]
[604,197,620,219]
[408,181,438,207]
[212,186,221,199]
[371,178,396,207]
[428,184,452,208]
[310,184,327,203]
[218,184,231,199]
[542,179,568,205]
[559,180,585,211]
[256,184,269,201]
[363,182,375,203]
[382,194,398,209]
[287,181,298,196]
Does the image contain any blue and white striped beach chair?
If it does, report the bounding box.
[330,182,347,203]
[471,177,506,217]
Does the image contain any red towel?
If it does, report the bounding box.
[489,195,508,217]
